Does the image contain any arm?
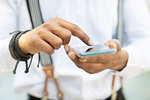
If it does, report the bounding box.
[120,0,150,79]
[18,17,93,55]
[64,39,128,74]
[0,0,18,75]
[64,0,150,77]
[0,0,92,75]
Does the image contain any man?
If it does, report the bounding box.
[0,0,150,100]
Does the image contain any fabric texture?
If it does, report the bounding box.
[0,0,150,100]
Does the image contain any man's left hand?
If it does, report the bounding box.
[64,39,128,74]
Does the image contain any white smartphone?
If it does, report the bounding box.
[73,44,116,58]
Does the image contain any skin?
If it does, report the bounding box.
[64,39,129,74]
[18,17,93,55]
[18,17,128,74]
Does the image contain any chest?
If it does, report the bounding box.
[39,0,118,42]
[19,0,119,44]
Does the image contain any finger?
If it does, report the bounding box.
[55,17,94,46]
[64,45,107,73]
[40,30,63,50]
[64,44,73,53]
[64,45,106,73]
[104,39,121,51]
[79,54,109,63]
[64,44,80,64]
[43,23,72,45]
[36,39,54,55]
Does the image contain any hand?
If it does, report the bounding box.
[64,39,128,74]
[18,17,93,54]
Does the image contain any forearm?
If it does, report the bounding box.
[120,38,150,80]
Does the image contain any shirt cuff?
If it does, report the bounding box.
[119,46,143,80]
[0,37,17,76]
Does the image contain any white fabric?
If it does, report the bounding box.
[0,0,150,100]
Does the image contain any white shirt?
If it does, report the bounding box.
[0,0,150,100]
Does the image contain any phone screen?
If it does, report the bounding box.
[73,44,116,57]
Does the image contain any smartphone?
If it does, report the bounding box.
[73,44,116,57]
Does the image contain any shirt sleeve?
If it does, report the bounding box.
[0,0,18,75]
[119,0,150,79]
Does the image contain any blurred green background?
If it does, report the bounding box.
[0,1,150,100]
[146,0,150,10]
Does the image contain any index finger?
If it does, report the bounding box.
[55,18,94,46]
[64,44,80,63]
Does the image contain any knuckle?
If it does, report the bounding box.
[49,25,57,31]
[30,37,38,45]
[51,17,60,22]
[65,30,72,38]
[72,24,79,30]
[57,38,63,45]
[42,23,50,28]
[46,48,54,55]
[47,18,57,24]
[37,30,44,36]
[54,38,63,49]
[62,30,72,44]
[43,22,55,31]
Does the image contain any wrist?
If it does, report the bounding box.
[9,30,33,61]
[18,33,29,54]
[118,50,129,71]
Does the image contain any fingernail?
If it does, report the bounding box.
[71,55,76,60]
[68,52,76,60]
[64,46,69,52]
[88,39,94,46]
[112,43,116,49]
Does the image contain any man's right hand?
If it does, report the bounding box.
[18,17,93,55]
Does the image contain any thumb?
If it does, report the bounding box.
[64,45,78,61]
[104,39,121,51]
